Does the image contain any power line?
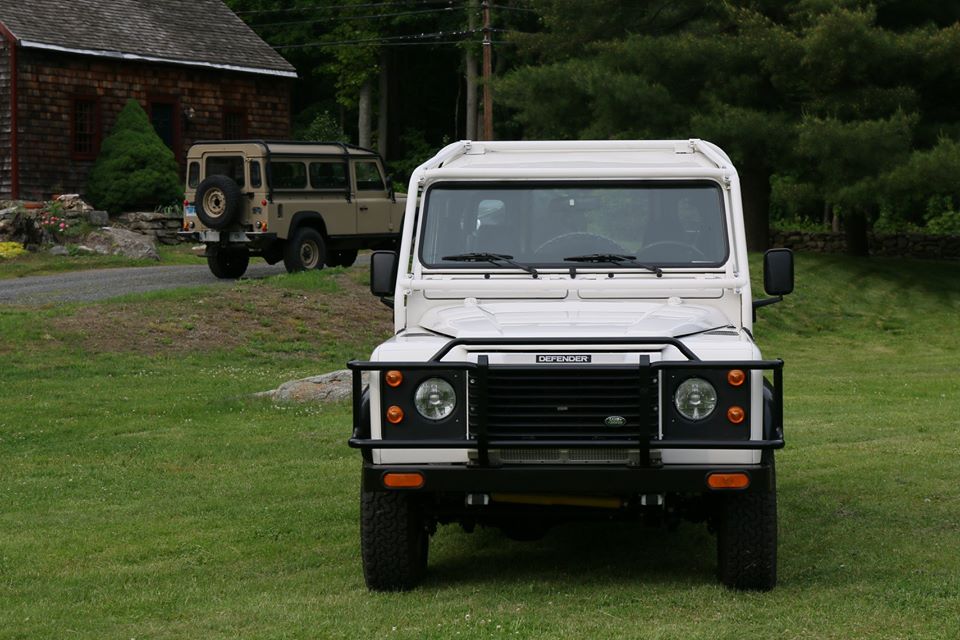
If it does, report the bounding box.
[252,6,457,28]
[272,28,478,49]
[236,1,458,16]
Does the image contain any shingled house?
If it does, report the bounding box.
[0,0,296,201]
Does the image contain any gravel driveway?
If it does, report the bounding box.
[0,263,289,305]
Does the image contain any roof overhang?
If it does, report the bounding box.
[18,39,297,78]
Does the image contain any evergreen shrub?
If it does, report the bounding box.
[86,100,183,215]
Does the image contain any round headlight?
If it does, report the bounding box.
[414,378,457,420]
[674,377,718,421]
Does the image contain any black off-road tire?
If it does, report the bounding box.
[283,227,326,273]
[196,175,243,229]
[326,249,358,268]
[716,461,778,591]
[361,490,429,591]
[206,247,250,279]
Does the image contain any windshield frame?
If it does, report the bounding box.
[416,180,731,271]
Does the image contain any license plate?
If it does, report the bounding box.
[184,205,196,216]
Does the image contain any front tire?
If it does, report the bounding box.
[716,460,778,591]
[361,491,429,591]
[283,228,326,273]
[206,247,249,279]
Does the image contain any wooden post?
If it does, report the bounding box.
[481,0,493,141]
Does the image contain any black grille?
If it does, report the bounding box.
[471,365,656,441]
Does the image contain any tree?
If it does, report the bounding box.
[86,100,182,215]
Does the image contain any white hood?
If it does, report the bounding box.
[418,299,732,338]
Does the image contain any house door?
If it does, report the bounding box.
[149,100,179,154]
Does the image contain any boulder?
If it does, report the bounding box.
[48,245,69,256]
[88,210,109,226]
[257,369,370,403]
[84,227,160,260]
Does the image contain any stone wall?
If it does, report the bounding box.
[771,230,960,260]
[116,211,184,245]
[9,48,292,201]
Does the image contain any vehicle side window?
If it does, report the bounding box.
[310,161,347,190]
[205,156,245,188]
[272,161,307,189]
[249,161,262,189]
[355,161,385,191]
[187,162,200,188]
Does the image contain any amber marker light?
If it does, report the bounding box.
[384,370,404,387]
[386,405,405,424]
[383,472,424,489]
[707,472,750,490]
[727,406,745,424]
[727,369,746,386]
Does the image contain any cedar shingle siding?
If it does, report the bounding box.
[0,0,295,201]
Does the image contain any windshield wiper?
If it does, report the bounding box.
[563,254,663,277]
[441,252,539,277]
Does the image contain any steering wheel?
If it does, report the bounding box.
[635,241,707,261]
[533,232,628,260]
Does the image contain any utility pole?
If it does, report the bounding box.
[481,0,494,140]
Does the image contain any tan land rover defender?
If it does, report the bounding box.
[179,141,405,278]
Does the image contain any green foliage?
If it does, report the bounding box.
[86,100,183,215]
[295,110,348,143]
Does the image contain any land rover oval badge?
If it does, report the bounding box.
[604,416,627,427]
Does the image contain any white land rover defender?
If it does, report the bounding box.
[348,140,793,591]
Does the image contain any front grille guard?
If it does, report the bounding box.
[347,338,784,466]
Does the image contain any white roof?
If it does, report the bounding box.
[420,139,734,182]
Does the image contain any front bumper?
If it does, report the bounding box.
[348,337,784,468]
[362,459,775,493]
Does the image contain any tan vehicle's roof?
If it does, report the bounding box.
[187,140,379,158]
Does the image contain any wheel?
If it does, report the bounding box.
[361,490,429,591]
[716,459,778,591]
[635,241,706,262]
[326,249,358,268]
[195,175,242,229]
[283,227,326,273]
[206,247,249,279]
[533,232,627,260]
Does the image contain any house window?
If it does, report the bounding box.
[72,98,99,159]
[223,110,247,139]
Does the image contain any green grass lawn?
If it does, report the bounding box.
[1,254,959,639]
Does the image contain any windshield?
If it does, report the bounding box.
[419,182,728,268]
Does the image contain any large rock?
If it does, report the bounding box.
[257,369,369,403]
[88,210,109,226]
[84,227,160,260]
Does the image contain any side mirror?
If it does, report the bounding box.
[370,250,398,298]
[763,248,794,296]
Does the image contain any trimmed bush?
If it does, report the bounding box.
[86,100,183,215]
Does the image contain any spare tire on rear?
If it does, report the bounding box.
[196,175,243,229]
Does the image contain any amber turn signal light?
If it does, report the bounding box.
[727,406,745,424]
[383,472,424,489]
[707,472,750,490]
[386,405,404,424]
[727,369,746,386]
[384,370,404,387]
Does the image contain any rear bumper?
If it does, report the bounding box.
[362,460,774,493]
[178,230,277,244]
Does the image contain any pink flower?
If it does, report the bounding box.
[59,223,66,229]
